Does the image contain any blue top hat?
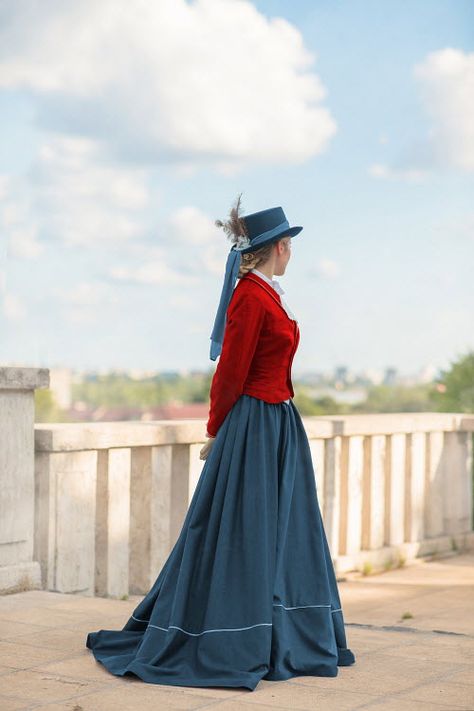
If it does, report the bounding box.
[209,206,303,360]
[239,206,303,253]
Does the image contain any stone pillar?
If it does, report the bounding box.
[443,431,473,535]
[425,431,445,538]
[405,432,426,543]
[170,444,195,546]
[339,435,364,556]
[129,442,197,595]
[95,448,131,598]
[362,434,386,551]
[0,367,48,593]
[129,445,173,594]
[385,433,406,546]
[324,436,342,560]
[309,439,325,511]
[35,450,98,594]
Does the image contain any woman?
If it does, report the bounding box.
[86,195,355,691]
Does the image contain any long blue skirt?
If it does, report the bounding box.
[86,394,355,690]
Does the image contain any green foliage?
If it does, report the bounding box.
[431,350,474,413]
[73,374,164,408]
[72,371,214,409]
[396,554,406,568]
[294,382,436,417]
[293,392,348,416]
[34,389,67,423]
[361,561,373,576]
[354,383,434,413]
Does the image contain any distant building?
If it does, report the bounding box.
[48,368,73,409]
[383,367,397,386]
[334,366,348,384]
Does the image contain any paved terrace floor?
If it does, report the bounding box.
[0,553,473,711]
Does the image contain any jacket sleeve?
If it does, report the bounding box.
[206,290,266,437]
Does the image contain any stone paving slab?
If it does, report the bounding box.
[341,552,474,637]
[0,554,472,710]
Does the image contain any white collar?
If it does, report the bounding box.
[250,268,285,295]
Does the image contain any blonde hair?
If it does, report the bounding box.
[237,242,275,278]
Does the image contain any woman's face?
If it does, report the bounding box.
[274,237,292,276]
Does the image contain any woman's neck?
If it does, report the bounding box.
[253,266,274,281]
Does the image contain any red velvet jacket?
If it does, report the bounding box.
[206,271,300,437]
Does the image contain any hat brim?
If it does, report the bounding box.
[286,225,303,238]
[239,225,303,254]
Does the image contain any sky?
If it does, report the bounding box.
[0,0,473,377]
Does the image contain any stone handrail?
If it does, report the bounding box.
[34,413,474,597]
[0,367,473,597]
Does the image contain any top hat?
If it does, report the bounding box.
[238,206,302,254]
[209,204,303,361]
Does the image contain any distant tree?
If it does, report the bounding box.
[34,389,66,422]
[355,384,433,413]
[293,391,347,416]
[189,370,214,403]
[431,350,474,413]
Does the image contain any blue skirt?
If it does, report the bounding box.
[86,394,355,690]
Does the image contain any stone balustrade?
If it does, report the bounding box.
[1,368,473,597]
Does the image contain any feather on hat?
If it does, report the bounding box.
[214,193,251,251]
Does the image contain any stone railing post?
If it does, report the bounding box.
[0,366,49,593]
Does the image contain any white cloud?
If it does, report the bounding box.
[169,206,218,247]
[65,307,100,325]
[107,205,228,285]
[1,134,229,285]
[47,280,122,325]
[368,163,429,183]
[165,205,231,276]
[414,48,474,172]
[168,292,200,311]
[369,48,474,179]
[0,136,152,252]
[7,227,44,259]
[308,258,341,279]
[0,0,336,171]
[3,292,27,321]
[52,281,119,307]
[108,248,189,286]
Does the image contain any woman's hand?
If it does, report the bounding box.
[200,434,216,460]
